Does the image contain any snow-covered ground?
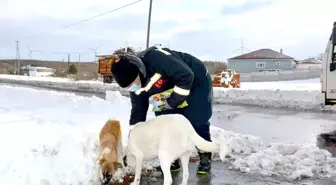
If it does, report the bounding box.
[0,75,330,112]
[213,78,329,112]
[0,84,336,185]
[0,74,128,95]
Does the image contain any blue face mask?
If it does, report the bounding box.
[128,83,141,92]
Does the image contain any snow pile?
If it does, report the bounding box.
[0,74,73,82]
[213,78,336,112]
[0,74,129,95]
[211,128,336,180]
[239,69,321,82]
[0,85,132,185]
[232,143,336,180]
[105,90,131,107]
[0,84,336,185]
[214,88,325,111]
[236,78,320,90]
[0,122,100,185]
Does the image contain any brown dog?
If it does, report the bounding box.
[97,119,124,184]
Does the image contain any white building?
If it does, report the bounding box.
[296,58,322,69]
[21,65,56,77]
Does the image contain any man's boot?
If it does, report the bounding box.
[197,151,212,174]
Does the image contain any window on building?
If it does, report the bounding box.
[256,62,265,68]
[276,62,280,66]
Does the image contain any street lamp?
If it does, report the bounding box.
[146,0,153,49]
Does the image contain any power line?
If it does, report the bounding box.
[0,0,143,44]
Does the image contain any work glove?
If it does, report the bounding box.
[149,89,188,112]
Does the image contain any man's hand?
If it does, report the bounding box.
[157,99,172,110]
[150,95,173,112]
[149,89,188,112]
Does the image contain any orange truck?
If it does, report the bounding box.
[212,69,240,88]
[97,55,118,83]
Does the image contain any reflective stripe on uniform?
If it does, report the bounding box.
[173,86,190,96]
[135,73,162,95]
[155,47,171,55]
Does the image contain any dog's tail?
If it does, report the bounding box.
[175,115,216,152]
[176,115,228,161]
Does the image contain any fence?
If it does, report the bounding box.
[238,68,321,82]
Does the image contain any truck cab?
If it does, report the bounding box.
[321,21,336,105]
[97,55,118,83]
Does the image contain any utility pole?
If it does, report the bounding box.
[62,58,64,74]
[78,53,81,73]
[67,53,70,73]
[146,0,153,49]
[15,41,21,75]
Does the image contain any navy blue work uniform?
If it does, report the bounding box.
[129,46,213,142]
[111,46,214,174]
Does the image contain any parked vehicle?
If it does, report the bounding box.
[321,21,336,105]
[97,55,118,83]
[212,69,240,88]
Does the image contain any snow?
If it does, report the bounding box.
[0,84,336,185]
[211,129,336,180]
[213,78,336,112]
[0,74,129,95]
[0,86,131,185]
[235,78,320,90]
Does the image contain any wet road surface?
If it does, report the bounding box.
[1,83,336,185]
[211,104,336,146]
[134,162,335,185]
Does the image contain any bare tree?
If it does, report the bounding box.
[203,61,227,74]
[113,47,137,55]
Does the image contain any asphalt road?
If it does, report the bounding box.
[1,82,336,185]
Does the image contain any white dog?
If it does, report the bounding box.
[125,114,227,185]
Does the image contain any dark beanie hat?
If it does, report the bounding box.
[111,57,139,88]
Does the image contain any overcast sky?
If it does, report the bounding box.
[0,0,335,62]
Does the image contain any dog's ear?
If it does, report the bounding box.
[99,158,106,165]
